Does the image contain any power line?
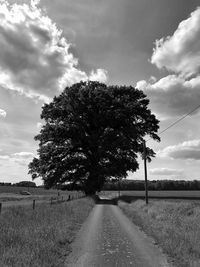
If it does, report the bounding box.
[147,103,200,142]
[144,103,200,203]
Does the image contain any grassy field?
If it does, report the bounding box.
[103,190,200,200]
[0,185,66,195]
[0,198,95,267]
[0,186,82,204]
[119,199,200,267]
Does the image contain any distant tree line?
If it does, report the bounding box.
[0,182,12,186]
[2,180,200,191]
[0,181,36,187]
[103,179,200,191]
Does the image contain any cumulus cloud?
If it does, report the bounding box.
[0,1,108,101]
[136,7,200,119]
[89,69,108,83]
[0,108,6,118]
[151,7,200,78]
[136,75,200,118]
[158,140,200,160]
[149,168,183,176]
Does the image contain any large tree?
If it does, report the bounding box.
[29,81,160,194]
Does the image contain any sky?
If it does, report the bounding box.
[1,0,200,185]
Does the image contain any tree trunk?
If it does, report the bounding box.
[84,172,99,195]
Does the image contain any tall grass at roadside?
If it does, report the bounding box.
[119,199,200,267]
[0,198,94,267]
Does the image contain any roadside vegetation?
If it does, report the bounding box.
[119,199,200,267]
[0,198,94,267]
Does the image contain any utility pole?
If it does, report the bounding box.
[118,178,120,198]
[143,140,148,204]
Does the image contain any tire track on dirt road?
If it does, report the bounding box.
[65,199,173,267]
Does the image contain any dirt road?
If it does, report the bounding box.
[65,200,173,267]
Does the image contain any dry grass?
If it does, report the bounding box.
[119,199,200,267]
[0,198,94,267]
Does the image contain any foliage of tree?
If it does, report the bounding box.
[29,81,160,194]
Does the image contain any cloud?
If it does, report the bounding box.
[13,152,35,159]
[136,75,200,118]
[36,122,43,129]
[12,152,35,166]
[0,1,108,101]
[89,69,108,83]
[0,108,6,118]
[158,140,200,160]
[0,155,9,160]
[151,7,200,78]
[136,7,200,119]
[149,168,183,176]
[0,151,35,167]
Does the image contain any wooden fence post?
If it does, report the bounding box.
[33,200,36,210]
[50,197,53,205]
[0,202,2,214]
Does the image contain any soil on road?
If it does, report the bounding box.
[65,200,173,267]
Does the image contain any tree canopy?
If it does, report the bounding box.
[29,81,160,194]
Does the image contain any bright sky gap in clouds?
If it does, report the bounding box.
[0,0,200,184]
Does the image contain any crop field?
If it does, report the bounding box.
[103,190,200,200]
